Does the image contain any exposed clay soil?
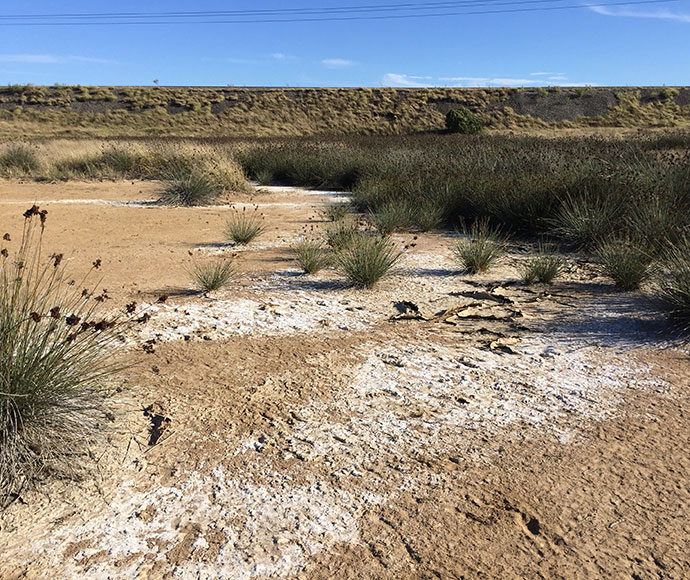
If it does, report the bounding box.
[0,181,688,579]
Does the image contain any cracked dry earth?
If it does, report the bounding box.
[0,181,689,579]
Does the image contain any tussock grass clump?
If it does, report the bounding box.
[335,232,401,288]
[325,219,359,250]
[656,239,690,329]
[416,204,445,232]
[292,239,329,274]
[551,194,617,249]
[99,146,141,175]
[521,253,564,285]
[626,193,689,255]
[596,240,652,291]
[1,208,127,502]
[254,168,274,186]
[370,202,415,236]
[159,169,222,206]
[0,143,40,176]
[188,258,234,291]
[322,203,349,222]
[226,206,266,245]
[238,141,362,189]
[453,220,507,274]
[168,146,249,193]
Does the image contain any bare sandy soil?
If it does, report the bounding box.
[0,181,688,579]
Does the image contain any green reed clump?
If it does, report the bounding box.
[656,238,690,329]
[626,192,690,255]
[322,203,349,222]
[159,169,222,206]
[99,146,141,175]
[1,207,129,503]
[521,253,564,285]
[238,141,362,189]
[415,204,445,232]
[292,239,330,274]
[324,219,360,250]
[596,240,652,291]
[335,232,401,288]
[254,168,274,186]
[551,194,618,249]
[453,220,507,274]
[370,202,415,236]
[226,206,266,244]
[188,258,234,291]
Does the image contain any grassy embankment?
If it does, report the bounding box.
[0,85,689,138]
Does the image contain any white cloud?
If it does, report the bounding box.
[490,77,541,85]
[529,71,566,77]
[382,73,433,87]
[555,82,599,87]
[440,76,489,83]
[589,5,690,22]
[0,54,110,64]
[271,52,298,61]
[322,58,356,68]
[440,76,541,86]
[385,72,596,88]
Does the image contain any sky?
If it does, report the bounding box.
[0,0,688,87]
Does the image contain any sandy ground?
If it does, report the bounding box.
[0,181,689,579]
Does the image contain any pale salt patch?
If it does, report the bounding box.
[0,199,157,207]
[1,193,345,209]
[31,466,384,579]
[136,293,372,343]
[194,236,301,255]
[281,337,669,471]
[227,201,336,208]
[140,248,462,344]
[254,184,350,202]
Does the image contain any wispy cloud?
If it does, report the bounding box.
[0,54,110,64]
[322,58,356,68]
[439,76,490,83]
[589,5,690,22]
[386,72,596,87]
[271,52,299,61]
[492,77,542,85]
[435,76,541,86]
[530,72,566,77]
[382,73,433,87]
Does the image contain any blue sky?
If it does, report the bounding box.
[0,0,688,87]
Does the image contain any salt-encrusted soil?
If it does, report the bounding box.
[0,182,689,579]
